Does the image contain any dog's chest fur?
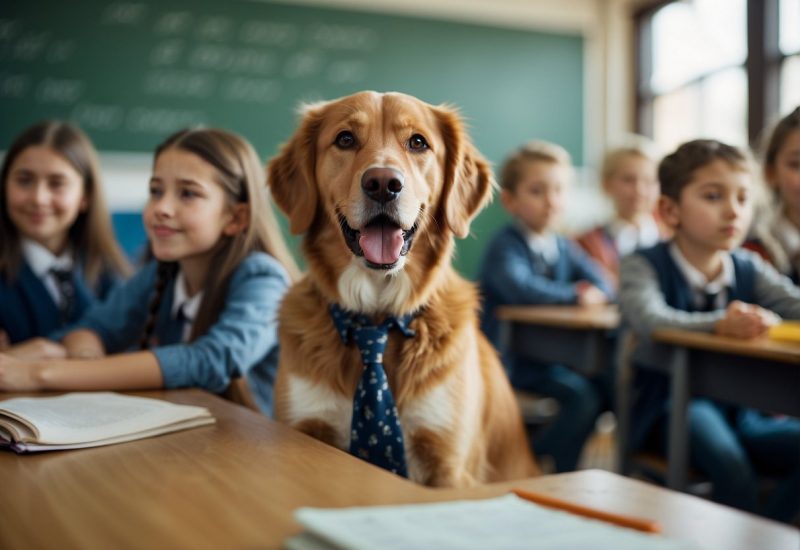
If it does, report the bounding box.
[279,275,485,484]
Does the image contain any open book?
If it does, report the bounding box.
[285,495,698,550]
[0,392,215,453]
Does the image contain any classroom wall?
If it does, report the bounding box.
[1,0,642,277]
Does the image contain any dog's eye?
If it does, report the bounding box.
[408,134,429,151]
[334,131,357,149]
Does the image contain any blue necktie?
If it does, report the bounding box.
[329,304,416,477]
[50,268,76,324]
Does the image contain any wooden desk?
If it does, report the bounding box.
[496,304,619,375]
[1,390,797,549]
[634,329,800,491]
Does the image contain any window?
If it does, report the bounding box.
[779,0,800,114]
[636,0,797,151]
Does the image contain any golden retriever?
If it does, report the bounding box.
[267,91,538,487]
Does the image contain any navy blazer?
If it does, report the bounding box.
[0,261,115,344]
[478,223,613,349]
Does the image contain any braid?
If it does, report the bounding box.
[139,262,178,350]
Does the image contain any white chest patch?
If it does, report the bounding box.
[285,375,352,449]
[337,259,413,315]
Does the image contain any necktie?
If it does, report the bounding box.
[50,268,76,323]
[329,303,416,477]
[700,291,720,312]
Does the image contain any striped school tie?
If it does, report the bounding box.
[50,267,76,324]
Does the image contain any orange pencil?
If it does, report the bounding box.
[512,488,663,534]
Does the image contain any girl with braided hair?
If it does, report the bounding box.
[0,128,299,416]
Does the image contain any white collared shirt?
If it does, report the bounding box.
[668,241,735,310]
[21,238,74,307]
[522,225,560,266]
[170,271,203,342]
[608,215,661,257]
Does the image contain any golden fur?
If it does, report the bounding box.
[268,91,538,487]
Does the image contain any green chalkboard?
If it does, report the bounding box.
[0,0,583,278]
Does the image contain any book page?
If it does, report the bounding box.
[292,495,699,550]
[0,392,212,445]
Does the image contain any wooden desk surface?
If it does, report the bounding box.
[496,304,620,330]
[1,390,796,550]
[652,328,800,364]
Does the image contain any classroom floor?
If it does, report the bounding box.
[577,411,618,472]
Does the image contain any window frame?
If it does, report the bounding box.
[635,0,788,147]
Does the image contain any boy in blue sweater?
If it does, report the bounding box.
[619,139,800,522]
[479,140,613,473]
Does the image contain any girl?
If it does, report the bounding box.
[0,128,299,416]
[747,106,800,284]
[0,121,131,353]
[577,139,668,289]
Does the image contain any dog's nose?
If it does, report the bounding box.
[361,167,404,203]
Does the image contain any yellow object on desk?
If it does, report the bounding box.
[768,322,800,343]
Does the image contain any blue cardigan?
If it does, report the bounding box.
[478,223,613,349]
[63,252,290,416]
[0,261,115,344]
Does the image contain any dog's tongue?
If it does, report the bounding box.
[359,222,404,265]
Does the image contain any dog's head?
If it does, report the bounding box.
[268,91,494,312]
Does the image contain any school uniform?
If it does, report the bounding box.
[576,215,662,289]
[59,251,289,416]
[768,213,800,284]
[619,241,800,521]
[0,239,115,344]
[479,223,613,472]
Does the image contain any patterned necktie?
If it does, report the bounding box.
[50,268,76,323]
[329,303,416,477]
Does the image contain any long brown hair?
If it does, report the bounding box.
[0,121,132,283]
[141,128,299,347]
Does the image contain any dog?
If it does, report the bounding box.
[267,91,538,487]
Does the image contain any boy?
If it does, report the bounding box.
[619,139,800,522]
[577,139,668,289]
[479,140,613,473]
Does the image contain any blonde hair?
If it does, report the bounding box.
[0,121,131,284]
[499,140,572,192]
[140,128,299,348]
[601,136,659,182]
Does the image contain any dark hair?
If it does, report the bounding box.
[763,106,800,175]
[658,139,751,201]
[0,121,131,283]
[140,127,299,348]
[499,140,572,193]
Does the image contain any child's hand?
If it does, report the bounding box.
[0,354,41,391]
[714,301,780,339]
[576,281,608,306]
[5,338,67,360]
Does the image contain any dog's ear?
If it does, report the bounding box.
[435,106,496,238]
[267,103,325,235]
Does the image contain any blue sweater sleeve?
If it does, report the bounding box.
[562,238,615,299]
[153,253,289,393]
[51,262,157,350]
[481,228,579,305]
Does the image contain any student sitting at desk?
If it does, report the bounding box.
[577,138,668,290]
[0,121,131,354]
[746,106,800,284]
[479,140,613,473]
[0,128,299,416]
[619,139,800,522]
